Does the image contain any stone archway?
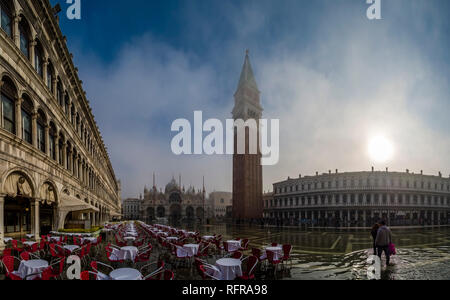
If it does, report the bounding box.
[196,207,204,220]
[39,182,58,235]
[147,207,155,222]
[170,204,182,225]
[156,206,165,218]
[186,206,194,220]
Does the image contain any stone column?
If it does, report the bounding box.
[31,111,37,148]
[0,196,5,250]
[43,60,48,85]
[15,97,23,139]
[52,78,58,99]
[13,14,20,48]
[33,200,40,240]
[44,125,50,156]
[54,135,60,163]
[61,142,67,168]
[30,40,36,68]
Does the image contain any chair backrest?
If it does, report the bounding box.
[91,261,98,272]
[242,239,249,247]
[41,267,53,281]
[53,259,65,275]
[271,243,278,247]
[266,250,276,263]
[49,243,57,256]
[282,244,292,256]
[12,240,19,249]
[2,248,12,257]
[20,251,30,261]
[247,256,258,276]
[164,270,174,280]
[251,248,261,257]
[80,271,90,281]
[223,241,229,252]
[2,256,14,273]
[31,243,39,253]
[232,251,243,260]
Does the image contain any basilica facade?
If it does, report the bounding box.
[140,177,206,224]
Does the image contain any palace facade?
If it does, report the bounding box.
[264,169,450,227]
[0,0,121,248]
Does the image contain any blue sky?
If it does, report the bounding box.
[50,0,450,198]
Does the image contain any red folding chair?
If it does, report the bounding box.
[237,255,258,280]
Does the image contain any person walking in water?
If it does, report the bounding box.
[375,220,393,266]
[371,222,380,255]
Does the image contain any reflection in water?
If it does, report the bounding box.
[194,224,450,280]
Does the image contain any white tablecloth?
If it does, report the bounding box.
[183,244,200,257]
[265,247,283,260]
[124,236,136,242]
[110,268,142,280]
[49,236,61,242]
[119,246,138,261]
[23,241,38,248]
[215,258,242,280]
[166,237,178,241]
[3,237,13,243]
[18,260,48,280]
[226,240,241,252]
[64,245,80,253]
[82,237,97,244]
[203,236,215,240]
[26,234,35,239]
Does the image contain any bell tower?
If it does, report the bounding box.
[232,50,263,220]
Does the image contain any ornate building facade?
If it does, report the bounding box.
[264,169,450,227]
[0,0,121,248]
[140,176,206,224]
[232,51,263,220]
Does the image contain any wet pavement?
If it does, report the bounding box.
[192,224,450,280]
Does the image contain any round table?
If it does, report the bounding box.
[265,247,283,260]
[226,240,241,252]
[120,246,138,261]
[26,234,35,239]
[110,268,142,280]
[82,237,97,244]
[3,237,13,244]
[63,245,80,253]
[215,258,242,280]
[49,236,61,242]
[183,244,200,257]
[203,236,215,240]
[23,241,38,248]
[166,237,178,241]
[18,259,49,280]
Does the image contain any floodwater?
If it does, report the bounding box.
[193,224,450,280]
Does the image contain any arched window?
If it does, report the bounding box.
[19,17,30,59]
[0,0,13,37]
[1,76,16,134]
[21,95,33,144]
[64,94,70,116]
[37,110,46,153]
[49,122,56,160]
[71,103,75,124]
[58,133,64,166]
[35,41,44,77]
[57,79,63,106]
[47,61,54,91]
[66,141,72,171]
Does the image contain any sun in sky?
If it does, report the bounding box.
[368,135,394,164]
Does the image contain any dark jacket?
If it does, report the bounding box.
[375,226,392,247]
[371,224,379,240]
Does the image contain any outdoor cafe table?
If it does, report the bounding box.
[119,246,139,262]
[26,234,35,239]
[23,241,38,249]
[63,245,80,253]
[265,246,283,260]
[226,240,242,252]
[82,237,97,244]
[166,237,178,241]
[110,268,143,280]
[215,258,242,280]
[49,236,61,242]
[3,237,12,244]
[183,244,200,257]
[203,236,215,240]
[18,259,49,280]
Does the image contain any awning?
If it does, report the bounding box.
[59,195,99,213]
